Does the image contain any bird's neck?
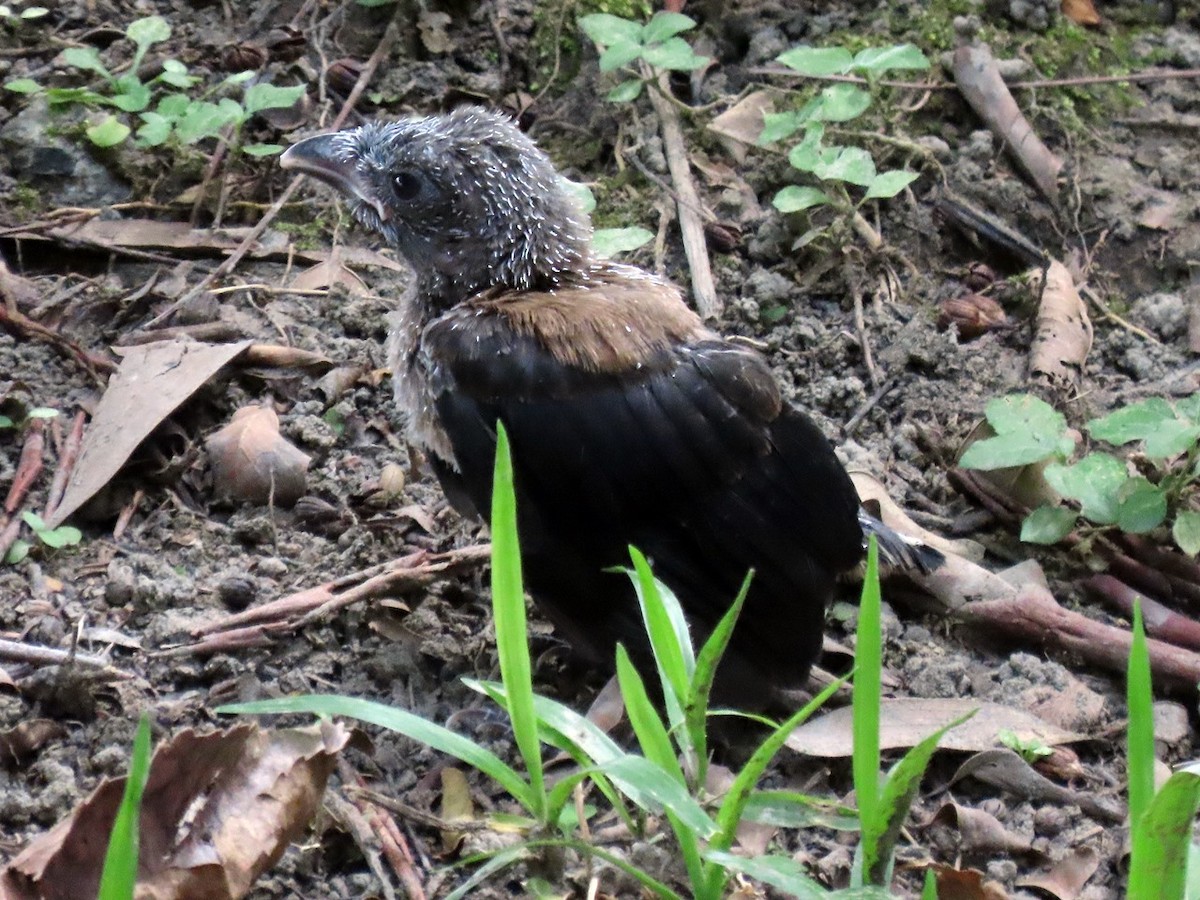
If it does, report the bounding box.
[414,240,593,310]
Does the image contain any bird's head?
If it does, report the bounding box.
[280,107,593,307]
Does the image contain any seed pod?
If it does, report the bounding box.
[938,293,1008,340]
[704,221,742,253]
[963,262,998,292]
[221,43,268,72]
[325,58,363,95]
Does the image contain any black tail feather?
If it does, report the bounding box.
[858,511,944,574]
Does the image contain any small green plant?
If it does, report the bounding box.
[5,15,302,153]
[998,729,1054,764]
[1124,599,1200,897]
[98,714,152,900]
[960,392,1200,556]
[559,179,653,258]
[760,44,930,235]
[0,2,47,22]
[0,405,57,431]
[6,511,83,564]
[578,11,709,102]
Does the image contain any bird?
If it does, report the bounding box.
[280,106,929,709]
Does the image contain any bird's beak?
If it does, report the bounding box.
[280,133,389,222]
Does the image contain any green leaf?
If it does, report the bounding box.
[1087,398,1176,445]
[45,87,107,106]
[921,869,938,900]
[5,539,29,565]
[773,185,831,213]
[110,79,151,112]
[1173,510,1200,556]
[1127,599,1155,834]
[775,46,854,76]
[814,146,876,186]
[38,526,81,549]
[1116,477,1168,534]
[1145,419,1200,460]
[21,7,49,18]
[0,415,12,428]
[616,646,683,783]
[1130,763,1200,899]
[591,226,652,258]
[594,755,717,838]
[1176,393,1200,423]
[135,112,172,146]
[157,59,198,89]
[62,46,110,77]
[641,37,708,71]
[26,408,58,419]
[243,82,304,115]
[641,11,696,45]
[786,125,827,172]
[858,709,976,886]
[355,0,395,6]
[222,70,258,86]
[864,170,918,200]
[173,99,241,143]
[241,143,285,156]
[4,78,41,94]
[852,44,930,73]
[578,13,642,47]
[125,15,170,50]
[758,111,806,145]
[959,394,1070,469]
[86,115,131,147]
[218,694,536,812]
[598,40,643,72]
[156,93,191,118]
[813,84,871,122]
[490,423,546,822]
[97,714,152,900]
[558,178,596,214]
[629,548,694,708]
[741,790,859,830]
[706,852,893,899]
[21,511,46,532]
[852,537,882,837]
[686,572,749,772]
[605,78,643,102]
[1044,453,1128,525]
[1020,505,1076,544]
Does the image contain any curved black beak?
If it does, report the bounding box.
[280,133,389,222]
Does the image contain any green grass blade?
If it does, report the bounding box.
[741,790,859,830]
[858,710,975,887]
[98,714,152,900]
[628,547,693,715]
[596,755,718,838]
[1128,762,1200,897]
[218,695,535,812]
[616,645,685,784]
[519,839,685,900]
[490,422,546,820]
[443,844,531,900]
[705,850,891,899]
[852,537,882,856]
[713,674,846,848]
[921,869,938,899]
[1127,598,1155,834]
[685,570,751,786]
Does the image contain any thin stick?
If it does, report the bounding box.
[643,70,720,318]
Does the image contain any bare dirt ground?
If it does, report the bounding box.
[2,0,1200,897]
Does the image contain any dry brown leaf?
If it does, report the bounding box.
[706,90,775,163]
[1018,846,1100,899]
[49,340,254,527]
[951,748,1122,822]
[1029,260,1093,395]
[207,406,310,507]
[0,720,67,768]
[1061,0,1101,26]
[0,721,349,900]
[438,768,475,855]
[786,698,1081,758]
[927,802,1040,857]
[934,865,1010,900]
[288,244,371,294]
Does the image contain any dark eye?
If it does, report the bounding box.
[392,171,422,201]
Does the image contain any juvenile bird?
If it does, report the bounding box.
[281,107,911,707]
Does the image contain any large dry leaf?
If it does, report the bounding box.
[0,721,349,900]
[926,802,1040,857]
[951,748,1122,822]
[706,90,775,163]
[49,340,253,526]
[1061,0,1101,26]
[785,698,1081,758]
[1029,260,1093,395]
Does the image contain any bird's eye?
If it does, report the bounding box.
[392,171,423,201]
